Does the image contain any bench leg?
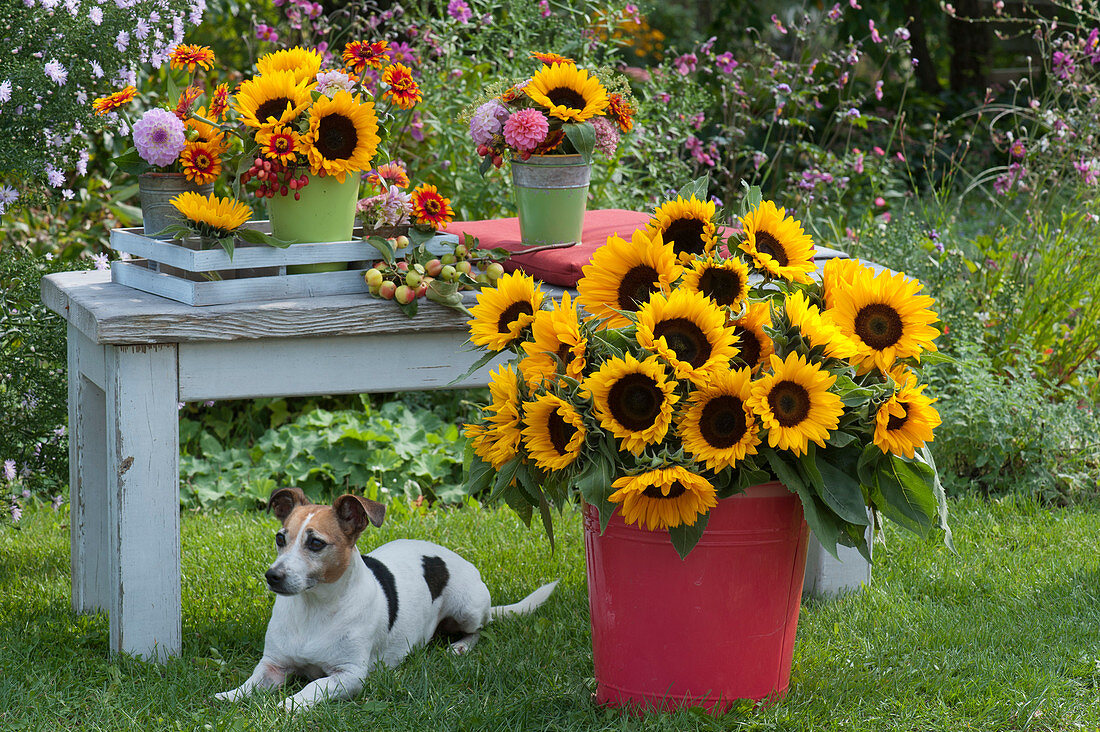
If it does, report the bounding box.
[104,343,181,661]
[68,325,111,614]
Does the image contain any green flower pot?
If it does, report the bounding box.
[510,155,591,248]
[268,172,360,273]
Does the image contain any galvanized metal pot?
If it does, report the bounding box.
[510,154,591,248]
[138,172,213,238]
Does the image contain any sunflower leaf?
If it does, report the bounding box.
[739,183,764,215]
[464,452,496,497]
[676,175,710,202]
[669,513,710,560]
[833,374,876,407]
[564,121,596,164]
[217,236,235,259]
[447,348,503,387]
[236,227,292,249]
[488,456,523,503]
[500,485,533,527]
[816,452,872,526]
[919,445,955,551]
[537,493,556,552]
[867,453,938,538]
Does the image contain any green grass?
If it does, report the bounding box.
[3,497,1100,731]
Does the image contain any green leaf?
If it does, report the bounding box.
[676,174,710,201]
[537,493,556,552]
[739,183,763,215]
[217,236,235,259]
[111,148,152,177]
[500,484,534,526]
[367,235,396,265]
[832,374,876,407]
[669,513,710,559]
[919,445,955,551]
[564,121,596,163]
[479,155,494,177]
[817,455,871,526]
[448,348,501,387]
[237,228,293,249]
[763,448,805,495]
[869,454,939,538]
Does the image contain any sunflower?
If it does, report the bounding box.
[234,71,313,129]
[748,352,844,457]
[186,107,228,153]
[635,288,739,383]
[343,40,391,74]
[583,353,679,455]
[382,63,422,109]
[531,51,575,66]
[682,257,749,311]
[873,369,941,459]
[576,228,682,328]
[729,301,774,371]
[821,257,867,310]
[739,200,816,283]
[92,85,136,115]
[410,184,454,227]
[608,466,718,531]
[647,196,718,264]
[465,365,524,469]
[519,291,587,387]
[179,141,222,185]
[468,271,545,351]
[302,91,381,183]
[170,192,252,238]
[827,266,940,372]
[209,83,230,120]
[256,125,301,164]
[524,62,609,122]
[784,290,860,361]
[168,44,215,73]
[521,393,587,472]
[256,46,323,86]
[679,367,761,471]
[607,92,634,132]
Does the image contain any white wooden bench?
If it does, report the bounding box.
[42,266,868,661]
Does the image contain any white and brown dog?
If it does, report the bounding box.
[215,487,557,711]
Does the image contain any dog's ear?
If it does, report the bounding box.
[268,487,311,524]
[333,494,386,536]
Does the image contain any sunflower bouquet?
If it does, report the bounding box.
[462,185,951,558]
[466,52,635,172]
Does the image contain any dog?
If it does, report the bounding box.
[215,487,558,711]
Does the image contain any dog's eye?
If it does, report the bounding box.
[275,533,286,548]
[306,537,327,552]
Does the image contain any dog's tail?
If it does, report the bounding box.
[490,580,559,621]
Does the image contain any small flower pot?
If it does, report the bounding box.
[267,172,360,274]
[584,481,809,714]
[510,154,590,249]
[138,172,213,239]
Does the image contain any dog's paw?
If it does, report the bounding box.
[279,695,312,713]
[213,689,238,702]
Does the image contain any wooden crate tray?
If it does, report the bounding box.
[106,223,458,307]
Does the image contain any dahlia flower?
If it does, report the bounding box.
[502,108,549,153]
[133,107,186,168]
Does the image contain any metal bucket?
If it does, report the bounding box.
[138,172,213,238]
[510,155,590,248]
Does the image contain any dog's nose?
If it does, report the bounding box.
[265,567,285,589]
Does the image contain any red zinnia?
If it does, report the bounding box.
[368,161,410,189]
[411,184,455,227]
[175,85,203,121]
[382,64,422,109]
[92,85,137,115]
[169,44,216,73]
[180,140,222,185]
[343,40,391,75]
[209,83,230,120]
[607,93,634,133]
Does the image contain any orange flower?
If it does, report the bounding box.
[368,161,410,189]
[411,184,455,227]
[256,125,301,165]
[209,83,230,120]
[343,40,390,74]
[174,85,203,121]
[180,140,222,185]
[92,85,137,115]
[382,64,422,109]
[530,51,575,66]
[607,93,634,132]
[169,44,215,73]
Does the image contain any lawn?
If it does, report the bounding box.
[3,497,1100,731]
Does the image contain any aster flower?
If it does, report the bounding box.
[2,458,15,482]
[0,185,18,215]
[133,107,187,167]
[503,108,549,153]
[44,59,68,86]
[448,0,472,23]
[0,79,11,103]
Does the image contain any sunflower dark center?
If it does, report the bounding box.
[665,218,707,258]
[616,265,659,311]
[854,303,904,350]
[497,302,534,333]
[754,231,789,266]
[607,373,663,431]
[642,481,688,499]
[732,326,762,368]
[700,395,748,449]
[546,87,587,110]
[887,403,909,431]
[255,97,292,124]
[547,410,576,455]
[767,380,810,427]
[698,267,743,307]
[653,318,711,368]
[556,342,573,365]
[317,113,359,160]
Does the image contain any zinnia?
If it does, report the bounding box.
[133,108,186,167]
[502,108,549,153]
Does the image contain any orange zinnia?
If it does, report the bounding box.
[174,85,203,121]
[382,64,422,109]
[92,85,137,115]
[180,140,222,185]
[343,40,390,74]
[169,44,215,73]
[209,83,230,120]
[411,184,455,227]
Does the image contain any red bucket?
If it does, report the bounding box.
[584,481,809,713]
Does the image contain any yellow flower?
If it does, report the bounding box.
[234,71,314,129]
[583,353,678,455]
[185,107,228,153]
[170,192,252,238]
[524,62,609,122]
[608,466,718,531]
[784,290,860,361]
[738,200,816,283]
[256,46,323,86]
[873,369,942,458]
[576,228,682,328]
[647,196,718,264]
[729,301,774,371]
[464,365,524,469]
[635,288,739,384]
[302,90,381,183]
[519,291,587,388]
[678,367,761,471]
[179,140,222,185]
[521,393,587,472]
[467,271,545,351]
[682,257,750,311]
[821,257,868,310]
[748,352,844,457]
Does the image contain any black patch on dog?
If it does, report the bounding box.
[421,555,449,601]
[361,555,398,629]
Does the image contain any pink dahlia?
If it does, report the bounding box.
[133,108,186,168]
[503,108,549,153]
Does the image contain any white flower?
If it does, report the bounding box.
[0,79,10,103]
[92,252,109,270]
[44,59,67,86]
[316,70,355,98]
[116,30,130,52]
[90,60,104,79]
[89,5,102,23]
[62,188,74,199]
[0,185,18,215]
[134,18,149,39]
[45,165,65,187]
